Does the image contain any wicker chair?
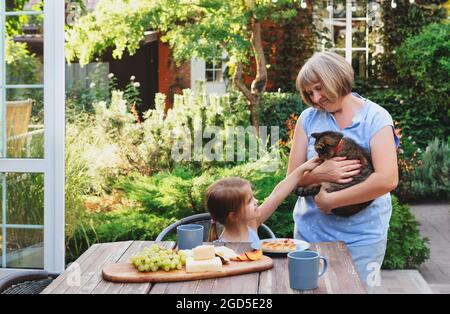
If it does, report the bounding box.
[6,99,33,157]
[0,270,58,294]
[155,213,276,242]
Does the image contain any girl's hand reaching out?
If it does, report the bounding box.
[300,156,322,172]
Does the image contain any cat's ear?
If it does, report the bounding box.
[311,133,320,139]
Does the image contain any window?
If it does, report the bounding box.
[316,0,376,78]
[205,57,224,82]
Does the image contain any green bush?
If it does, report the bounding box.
[231,90,307,142]
[395,23,450,102]
[364,88,449,150]
[400,138,450,201]
[376,0,447,84]
[6,39,44,121]
[66,207,175,263]
[383,196,430,269]
[65,63,111,119]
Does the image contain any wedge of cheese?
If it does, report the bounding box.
[185,257,223,273]
[214,246,238,259]
[192,245,215,260]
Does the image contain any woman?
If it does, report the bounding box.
[287,52,399,291]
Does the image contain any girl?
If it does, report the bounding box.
[206,157,320,243]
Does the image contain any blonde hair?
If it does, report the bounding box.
[205,177,251,241]
[296,51,354,107]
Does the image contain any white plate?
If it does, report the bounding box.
[252,238,310,254]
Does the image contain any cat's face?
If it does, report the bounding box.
[311,131,344,159]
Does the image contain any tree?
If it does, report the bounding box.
[65,0,309,130]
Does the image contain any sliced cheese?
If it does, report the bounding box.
[192,245,215,260]
[185,257,223,273]
[214,246,238,259]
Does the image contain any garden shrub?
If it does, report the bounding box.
[383,196,430,270]
[364,88,449,150]
[231,90,307,142]
[395,23,450,120]
[115,169,200,219]
[5,39,44,121]
[398,138,450,202]
[361,23,450,151]
[66,63,111,119]
[377,0,447,84]
[66,207,175,263]
[139,88,251,173]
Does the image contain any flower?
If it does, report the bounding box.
[133,82,141,88]
[130,75,136,81]
[108,73,114,79]
[89,82,96,88]
[399,100,404,105]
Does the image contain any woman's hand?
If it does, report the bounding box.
[314,186,334,215]
[310,156,361,184]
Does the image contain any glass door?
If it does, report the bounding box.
[0,0,65,272]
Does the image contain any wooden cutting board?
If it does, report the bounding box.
[102,256,273,283]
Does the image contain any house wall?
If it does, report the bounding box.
[190,58,227,95]
[158,41,191,110]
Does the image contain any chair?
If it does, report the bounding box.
[6,99,33,157]
[0,270,58,294]
[155,213,276,242]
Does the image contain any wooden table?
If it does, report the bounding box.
[42,241,366,294]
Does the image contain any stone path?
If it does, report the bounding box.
[374,270,433,294]
[411,202,450,294]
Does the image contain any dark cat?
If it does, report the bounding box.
[297,131,374,217]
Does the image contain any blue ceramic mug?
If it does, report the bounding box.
[288,250,328,290]
[177,224,204,250]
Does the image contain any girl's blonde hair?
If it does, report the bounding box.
[296,51,354,107]
[205,177,251,241]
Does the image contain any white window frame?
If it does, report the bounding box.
[0,1,65,273]
[321,0,369,77]
[205,57,224,83]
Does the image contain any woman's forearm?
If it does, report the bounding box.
[329,172,398,208]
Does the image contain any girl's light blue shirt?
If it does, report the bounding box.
[213,226,260,244]
[294,93,400,247]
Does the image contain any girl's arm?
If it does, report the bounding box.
[315,126,398,213]
[256,157,321,226]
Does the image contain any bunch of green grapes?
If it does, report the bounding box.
[130,244,187,272]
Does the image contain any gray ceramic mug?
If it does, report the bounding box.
[288,250,328,290]
[177,224,204,250]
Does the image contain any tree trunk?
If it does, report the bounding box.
[232,17,267,132]
[233,63,259,131]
